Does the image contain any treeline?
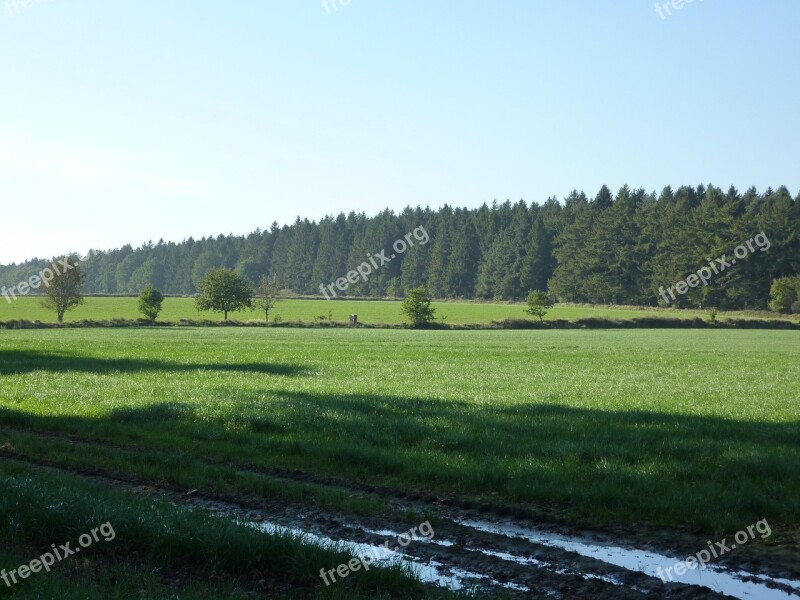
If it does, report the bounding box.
[2,184,798,309]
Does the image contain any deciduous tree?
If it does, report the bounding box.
[41,256,84,323]
[253,274,282,321]
[195,268,253,320]
[524,290,553,322]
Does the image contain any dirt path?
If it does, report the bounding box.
[2,428,799,599]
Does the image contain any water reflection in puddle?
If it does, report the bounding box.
[252,519,527,592]
[191,497,799,598]
[457,519,800,599]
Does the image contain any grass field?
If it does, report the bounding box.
[1,328,797,528]
[0,295,792,325]
[1,327,798,596]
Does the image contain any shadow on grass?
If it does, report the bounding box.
[1,387,799,532]
[0,350,311,376]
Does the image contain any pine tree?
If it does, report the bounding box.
[520,215,554,293]
[445,219,480,297]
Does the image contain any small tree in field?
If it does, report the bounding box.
[138,285,164,321]
[41,256,84,323]
[401,286,436,327]
[253,274,281,321]
[769,276,799,313]
[195,268,253,320]
[524,290,553,322]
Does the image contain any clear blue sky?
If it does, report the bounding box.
[1,0,798,264]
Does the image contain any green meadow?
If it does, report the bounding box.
[0,295,790,325]
[1,327,798,530]
[1,326,798,596]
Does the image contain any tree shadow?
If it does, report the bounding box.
[225,390,800,529]
[0,390,798,532]
[268,390,800,451]
[109,402,197,424]
[0,350,311,377]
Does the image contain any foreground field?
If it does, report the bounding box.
[1,328,798,597]
[0,295,793,325]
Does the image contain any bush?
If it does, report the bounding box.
[138,285,164,321]
[401,286,436,327]
[491,318,547,329]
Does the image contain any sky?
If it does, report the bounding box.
[0,0,798,264]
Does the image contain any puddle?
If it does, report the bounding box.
[253,519,528,591]
[187,496,798,597]
[187,502,525,593]
[358,525,455,546]
[477,548,549,567]
[469,546,626,587]
[457,519,800,599]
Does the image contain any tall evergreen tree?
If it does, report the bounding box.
[445,219,480,297]
[520,214,554,293]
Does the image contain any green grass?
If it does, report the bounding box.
[0,545,253,600]
[1,327,798,535]
[0,295,792,325]
[0,460,444,599]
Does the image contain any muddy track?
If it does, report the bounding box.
[0,451,693,598]
[2,428,799,599]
